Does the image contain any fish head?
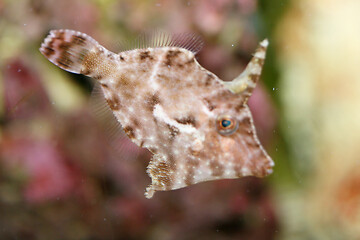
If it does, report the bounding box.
[145,39,274,198]
[146,87,274,198]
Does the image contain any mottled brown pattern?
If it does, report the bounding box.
[56,42,73,68]
[57,54,73,69]
[54,31,65,40]
[132,118,140,127]
[167,124,179,139]
[249,73,259,83]
[175,115,196,127]
[59,42,71,51]
[146,93,161,112]
[139,50,153,60]
[40,30,274,199]
[123,126,135,139]
[164,50,181,66]
[71,35,86,46]
[42,47,55,57]
[235,103,245,112]
[106,95,121,110]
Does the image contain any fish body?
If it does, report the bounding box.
[40,29,274,198]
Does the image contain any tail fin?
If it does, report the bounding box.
[40,29,102,74]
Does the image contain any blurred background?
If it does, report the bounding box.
[0,0,360,239]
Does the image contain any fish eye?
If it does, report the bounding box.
[216,115,238,136]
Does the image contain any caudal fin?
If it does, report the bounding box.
[40,29,101,74]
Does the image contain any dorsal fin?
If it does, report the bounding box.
[122,30,204,54]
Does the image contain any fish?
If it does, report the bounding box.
[40,29,274,199]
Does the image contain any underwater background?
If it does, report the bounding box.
[1,0,359,239]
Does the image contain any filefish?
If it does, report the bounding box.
[40,29,274,198]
